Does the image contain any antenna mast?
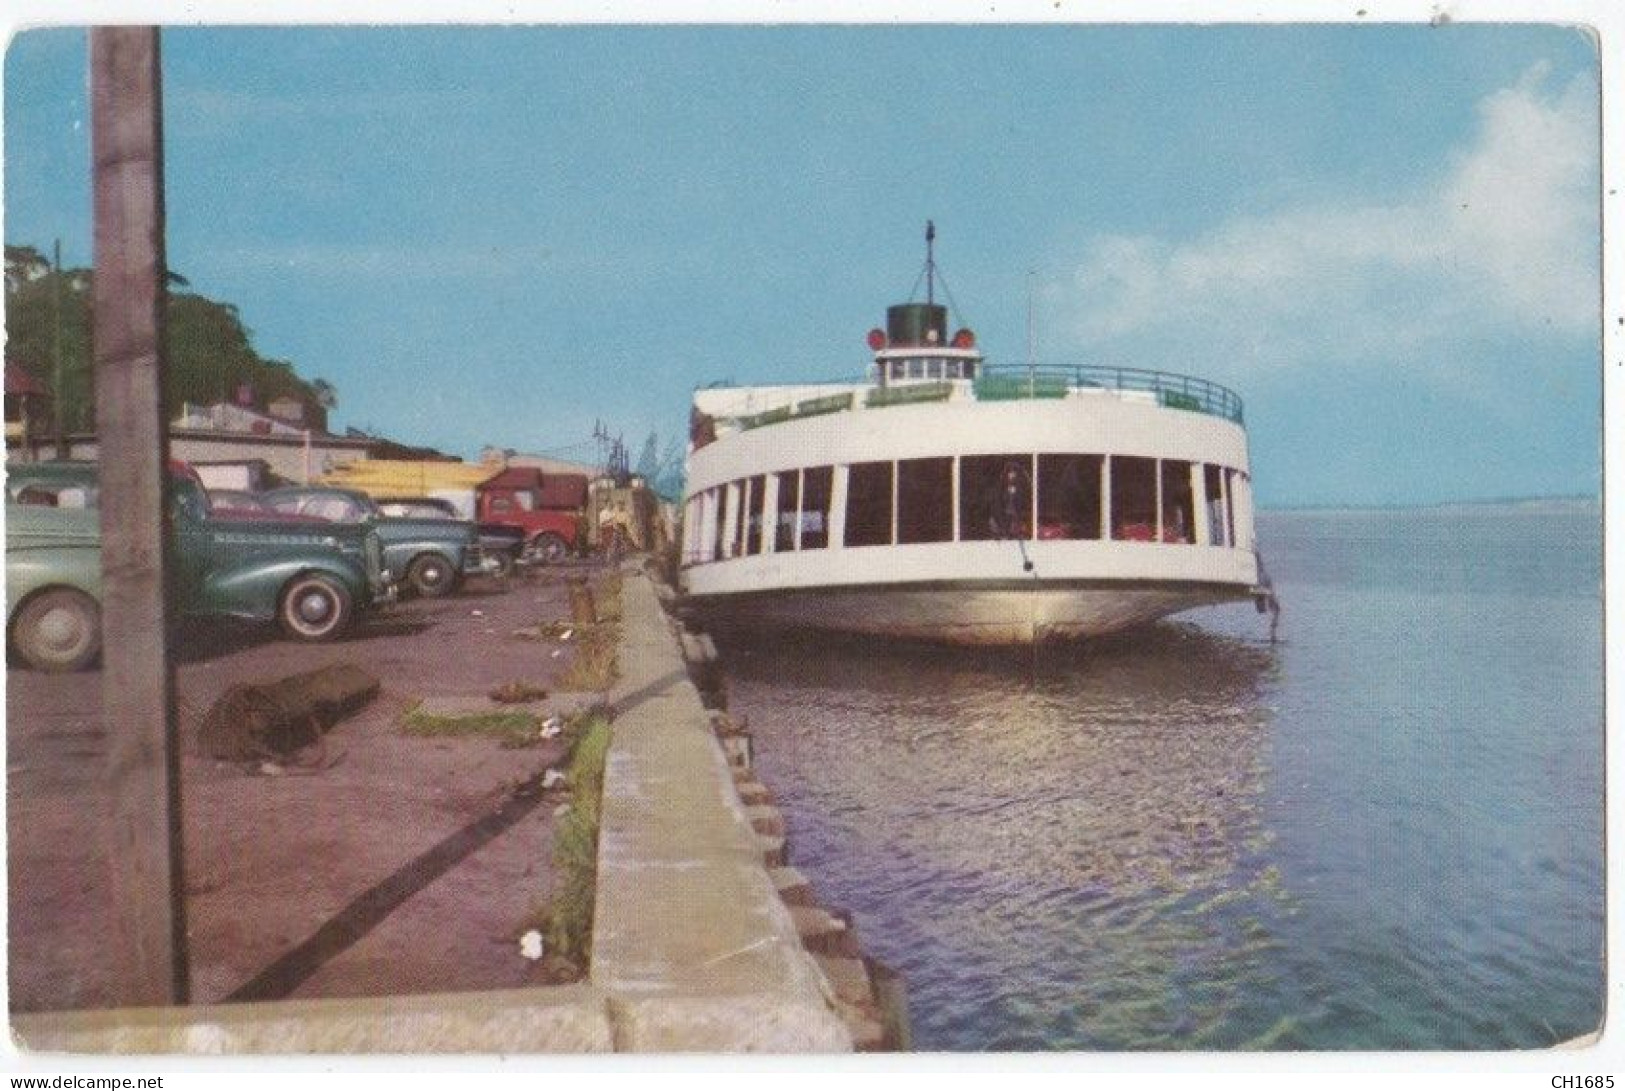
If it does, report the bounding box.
[925,220,936,307]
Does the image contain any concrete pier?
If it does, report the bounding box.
[590,571,852,1051]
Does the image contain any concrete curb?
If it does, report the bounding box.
[588,571,853,1052]
[11,985,613,1054]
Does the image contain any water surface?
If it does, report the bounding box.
[721,504,1603,1050]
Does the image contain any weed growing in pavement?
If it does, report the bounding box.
[524,712,613,973]
[594,572,624,623]
[489,681,550,704]
[555,624,619,691]
[399,703,544,746]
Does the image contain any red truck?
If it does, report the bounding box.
[475,467,589,564]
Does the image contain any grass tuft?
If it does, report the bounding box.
[556,624,620,691]
[525,713,613,969]
[594,573,624,622]
[400,703,543,746]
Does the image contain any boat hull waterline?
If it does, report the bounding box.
[683,580,1254,645]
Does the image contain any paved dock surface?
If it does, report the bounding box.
[13,567,850,1053]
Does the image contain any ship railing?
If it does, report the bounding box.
[708,363,1245,437]
[975,364,1245,424]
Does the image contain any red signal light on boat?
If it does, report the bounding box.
[952,328,976,349]
[867,328,887,351]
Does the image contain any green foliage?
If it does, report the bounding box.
[5,246,94,432]
[399,702,544,745]
[4,241,332,433]
[540,713,613,964]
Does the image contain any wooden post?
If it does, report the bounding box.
[91,26,188,1006]
[52,238,68,460]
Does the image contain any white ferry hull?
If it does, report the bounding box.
[684,581,1254,645]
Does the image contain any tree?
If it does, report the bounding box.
[4,238,331,432]
[4,244,50,292]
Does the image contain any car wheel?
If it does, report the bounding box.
[278,573,353,642]
[406,553,456,597]
[13,588,101,672]
[530,533,568,565]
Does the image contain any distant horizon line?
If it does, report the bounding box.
[1259,493,1599,513]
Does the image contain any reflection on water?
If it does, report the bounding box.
[725,625,1287,1049]
[720,506,1604,1050]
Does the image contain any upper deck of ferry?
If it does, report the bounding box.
[690,359,1245,449]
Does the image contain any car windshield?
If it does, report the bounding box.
[175,479,213,520]
[211,491,265,510]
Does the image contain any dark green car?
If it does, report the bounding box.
[6,462,394,671]
[261,486,490,597]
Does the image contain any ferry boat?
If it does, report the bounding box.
[679,225,1275,645]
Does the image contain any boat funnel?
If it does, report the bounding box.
[886,303,948,347]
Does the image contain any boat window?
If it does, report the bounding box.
[733,478,752,557]
[925,359,944,380]
[1110,457,1157,541]
[1204,464,1228,547]
[1160,460,1194,544]
[844,461,894,547]
[801,466,832,549]
[1225,468,1238,546]
[745,474,766,555]
[960,454,1032,541]
[684,496,702,564]
[890,360,907,382]
[1038,454,1103,540]
[713,486,728,562]
[775,470,800,551]
[907,359,925,379]
[897,457,953,544]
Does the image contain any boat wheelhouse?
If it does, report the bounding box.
[679,228,1271,645]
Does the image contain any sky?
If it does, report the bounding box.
[1,21,1603,506]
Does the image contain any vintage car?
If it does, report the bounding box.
[261,485,491,597]
[6,462,393,671]
[374,495,526,578]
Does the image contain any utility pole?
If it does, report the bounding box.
[52,238,66,459]
[91,26,188,1007]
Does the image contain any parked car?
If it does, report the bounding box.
[374,496,526,577]
[6,462,394,671]
[475,467,589,564]
[261,485,491,597]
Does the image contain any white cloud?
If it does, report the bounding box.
[1058,66,1598,380]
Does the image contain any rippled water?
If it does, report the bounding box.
[720,504,1604,1050]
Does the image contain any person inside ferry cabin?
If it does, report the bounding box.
[987,459,1031,539]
